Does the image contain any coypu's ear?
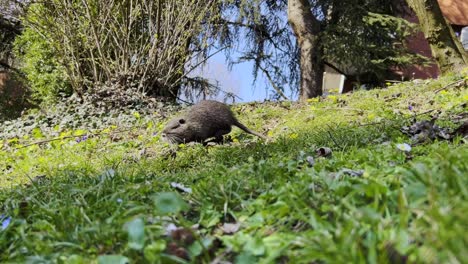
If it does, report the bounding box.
[178,118,186,124]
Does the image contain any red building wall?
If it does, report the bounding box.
[397,6,440,80]
[397,0,468,80]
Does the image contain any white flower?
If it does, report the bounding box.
[396,143,412,152]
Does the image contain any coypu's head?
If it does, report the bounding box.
[161,117,196,144]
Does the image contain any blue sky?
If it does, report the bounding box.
[195,50,298,103]
[195,51,270,103]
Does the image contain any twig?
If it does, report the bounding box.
[310,107,365,112]
[14,128,136,150]
[180,76,243,103]
[178,46,230,84]
[435,79,465,94]
[258,65,289,100]
[357,109,436,127]
[0,61,24,76]
[357,120,392,127]
[325,125,341,149]
[175,97,194,105]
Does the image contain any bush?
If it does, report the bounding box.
[13,0,220,102]
[13,26,71,103]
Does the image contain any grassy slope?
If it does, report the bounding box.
[0,74,467,263]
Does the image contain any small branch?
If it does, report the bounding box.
[13,128,136,150]
[175,96,194,105]
[222,21,289,53]
[357,109,436,127]
[181,46,229,81]
[310,107,365,112]
[435,79,465,93]
[258,65,288,100]
[325,125,341,149]
[0,17,22,34]
[181,76,243,102]
[0,61,23,75]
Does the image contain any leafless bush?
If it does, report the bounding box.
[23,0,219,100]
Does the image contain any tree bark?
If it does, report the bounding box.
[406,0,468,73]
[287,0,323,101]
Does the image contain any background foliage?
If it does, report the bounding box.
[6,0,431,104]
[15,0,221,102]
[210,0,428,99]
[13,26,71,102]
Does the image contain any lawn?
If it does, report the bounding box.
[1,73,467,263]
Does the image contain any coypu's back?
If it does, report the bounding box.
[185,100,237,126]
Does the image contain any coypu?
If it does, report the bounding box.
[161,100,267,144]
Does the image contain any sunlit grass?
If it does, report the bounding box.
[1,74,467,263]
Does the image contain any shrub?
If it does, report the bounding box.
[14,0,220,102]
[13,25,71,103]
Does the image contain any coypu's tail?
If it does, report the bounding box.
[233,120,268,140]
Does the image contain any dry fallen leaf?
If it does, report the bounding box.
[316,147,332,157]
[220,222,241,234]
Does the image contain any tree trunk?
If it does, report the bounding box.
[406,0,468,73]
[287,0,323,101]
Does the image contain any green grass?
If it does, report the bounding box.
[1,73,467,263]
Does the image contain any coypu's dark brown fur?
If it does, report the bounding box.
[161,100,267,144]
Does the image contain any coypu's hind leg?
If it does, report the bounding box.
[204,128,231,145]
[214,128,231,143]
